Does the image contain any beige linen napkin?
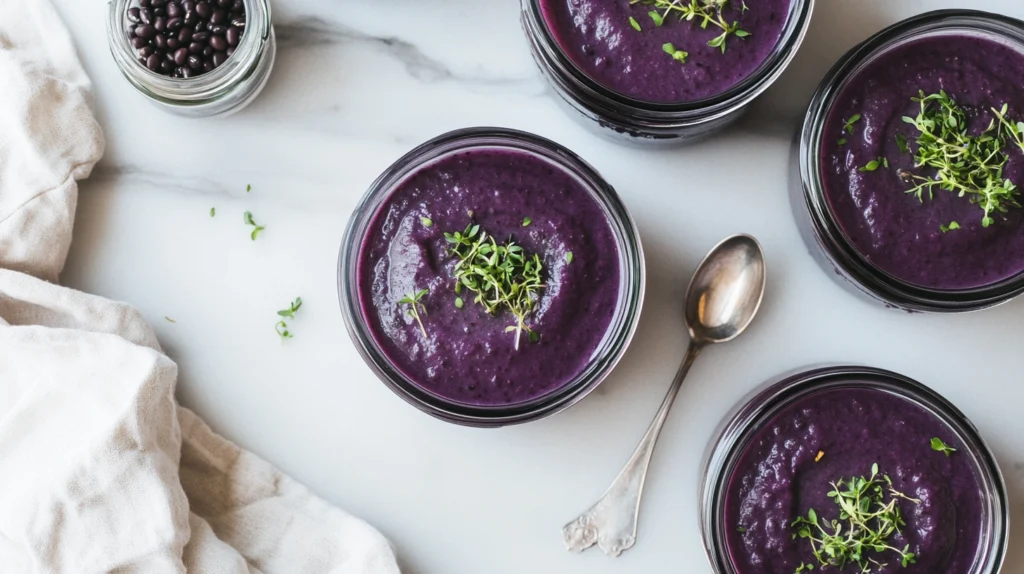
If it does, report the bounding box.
[0,1,400,572]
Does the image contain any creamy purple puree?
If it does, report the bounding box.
[822,34,1024,289]
[724,388,983,573]
[539,0,790,103]
[356,149,620,406]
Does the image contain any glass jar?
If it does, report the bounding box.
[520,0,814,146]
[106,0,275,117]
[700,365,1008,574]
[796,10,1024,312]
[337,128,645,427]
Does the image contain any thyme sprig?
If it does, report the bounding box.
[791,463,920,574]
[444,224,545,350]
[630,0,750,57]
[898,90,1024,227]
[398,288,428,338]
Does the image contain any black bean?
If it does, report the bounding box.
[155,34,168,49]
[166,51,176,61]
[139,45,155,57]
[177,27,192,42]
[160,59,173,72]
[232,0,243,11]
[139,7,153,23]
[152,0,166,6]
[212,51,227,66]
[131,35,149,49]
[226,26,240,46]
[153,17,166,32]
[195,2,211,18]
[188,54,203,69]
[127,7,141,22]
[210,9,226,25]
[166,2,182,17]
[153,7,166,16]
[182,66,194,78]
[209,24,227,35]
[217,0,230,8]
[167,38,179,49]
[202,61,214,73]
[173,47,189,65]
[183,10,196,25]
[226,46,235,56]
[146,53,160,71]
[192,31,209,42]
[203,46,214,56]
[182,0,196,11]
[230,17,245,28]
[135,24,156,38]
[209,35,227,51]
[138,57,147,66]
[140,0,151,6]
[188,41,203,54]
[166,17,182,31]
[128,24,137,36]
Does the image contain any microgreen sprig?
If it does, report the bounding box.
[898,90,1024,227]
[630,0,751,57]
[398,288,429,338]
[444,224,545,350]
[791,463,920,574]
[275,297,302,341]
[930,437,957,456]
[244,211,266,241]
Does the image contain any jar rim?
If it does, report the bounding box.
[798,9,1024,311]
[522,0,815,119]
[699,365,1009,574]
[105,0,272,105]
[336,127,646,427]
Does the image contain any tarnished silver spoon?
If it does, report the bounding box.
[563,234,767,557]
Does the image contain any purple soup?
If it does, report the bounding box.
[821,33,1024,289]
[538,0,791,103]
[724,387,983,573]
[355,149,621,406]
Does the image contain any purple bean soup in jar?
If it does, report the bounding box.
[820,32,1024,290]
[353,144,626,409]
[538,0,791,103]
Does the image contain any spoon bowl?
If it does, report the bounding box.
[685,235,766,345]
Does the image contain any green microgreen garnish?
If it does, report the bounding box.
[896,133,909,154]
[791,463,920,574]
[939,221,961,233]
[795,563,813,573]
[843,114,862,134]
[210,207,216,217]
[837,138,847,146]
[165,316,176,323]
[629,16,642,31]
[930,437,957,456]
[522,217,532,227]
[630,0,751,55]
[737,526,746,533]
[274,297,302,341]
[566,251,574,264]
[454,296,464,309]
[421,216,433,228]
[663,42,689,63]
[858,158,884,172]
[899,91,1024,227]
[243,211,266,241]
[445,224,545,350]
[398,288,428,338]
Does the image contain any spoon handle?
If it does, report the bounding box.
[562,342,703,556]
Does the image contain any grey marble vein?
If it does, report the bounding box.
[275,16,544,94]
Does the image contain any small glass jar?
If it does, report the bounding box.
[520,0,814,146]
[338,128,646,427]
[106,0,275,117]
[700,365,1008,574]
[796,10,1024,312]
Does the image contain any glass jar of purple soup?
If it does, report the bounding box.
[338,128,645,427]
[700,366,1008,574]
[520,0,813,145]
[106,0,275,117]
[797,10,1024,312]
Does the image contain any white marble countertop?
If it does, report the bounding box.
[53,0,1024,572]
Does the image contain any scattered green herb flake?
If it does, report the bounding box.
[648,10,664,26]
[421,216,433,228]
[883,156,890,169]
[246,184,251,193]
[901,92,1023,227]
[529,330,541,343]
[858,159,881,172]
[210,207,216,217]
[522,217,532,227]
[164,316,176,323]
[244,211,266,240]
[250,226,265,241]
[244,211,255,226]
[940,221,961,233]
[742,1,749,12]
[629,16,642,31]
[843,113,862,134]
[398,288,429,338]
[791,464,919,573]
[454,296,464,309]
[837,138,847,146]
[736,526,746,533]
[446,223,545,349]
[931,437,957,456]
[566,251,573,264]
[896,133,909,153]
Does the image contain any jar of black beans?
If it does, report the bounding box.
[127,0,246,78]
[107,0,275,116]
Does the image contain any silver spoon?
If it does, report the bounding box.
[562,234,767,557]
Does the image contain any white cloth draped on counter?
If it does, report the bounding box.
[0,1,401,572]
